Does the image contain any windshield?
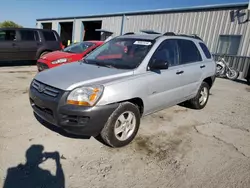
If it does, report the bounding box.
[84,38,154,69]
[63,42,94,53]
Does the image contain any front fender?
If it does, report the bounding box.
[97,75,148,108]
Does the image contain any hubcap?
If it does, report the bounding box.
[114,111,136,141]
[199,87,208,105]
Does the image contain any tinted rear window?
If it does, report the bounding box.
[199,42,212,59]
[178,39,202,64]
[19,30,37,41]
[42,31,56,41]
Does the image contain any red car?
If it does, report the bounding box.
[37,41,103,72]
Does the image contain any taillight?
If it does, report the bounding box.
[60,42,65,49]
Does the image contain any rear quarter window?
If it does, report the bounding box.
[42,31,56,41]
[199,42,212,59]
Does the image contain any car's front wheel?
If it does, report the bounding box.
[100,102,141,148]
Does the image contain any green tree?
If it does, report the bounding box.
[0,21,23,28]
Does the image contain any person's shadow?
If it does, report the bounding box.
[3,145,65,188]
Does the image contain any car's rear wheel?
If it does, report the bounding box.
[247,78,250,85]
[189,82,210,109]
[100,102,140,148]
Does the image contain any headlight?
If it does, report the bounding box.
[67,85,104,106]
[51,58,68,64]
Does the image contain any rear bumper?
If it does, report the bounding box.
[29,82,118,137]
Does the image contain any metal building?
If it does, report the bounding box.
[36,2,250,80]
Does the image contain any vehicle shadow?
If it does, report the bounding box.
[216,76,250,85]
[34,113,111,147]
[3,145,65,188]
[34,112,90,139]
[0,60,36,67]
[233,78,250,85]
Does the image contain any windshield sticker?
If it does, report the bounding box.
[134,41,152,45]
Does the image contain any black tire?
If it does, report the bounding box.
[39,51,49,58]
[100,102,141,148]
[247,78,250,85]
[226,69,239,81]
[189,82,210,110]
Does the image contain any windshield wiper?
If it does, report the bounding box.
[81,59,116,68]
[80,58,88,64]
[64,50,73,53]
[93,62,116,69]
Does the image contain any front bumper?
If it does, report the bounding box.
[29,81,118,137]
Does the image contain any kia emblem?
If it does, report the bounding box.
[38,84,46,93]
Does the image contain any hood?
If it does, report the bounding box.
[40,51,77,61]
[34,62,134,90]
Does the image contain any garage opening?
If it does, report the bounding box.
[60,22,73,47]
[82,21,102,41]
[41,23,52,30]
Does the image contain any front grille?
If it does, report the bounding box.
[32,80,60,98]
[37,62,49,72]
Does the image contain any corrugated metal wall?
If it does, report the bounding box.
[37,7,249,57]
[122,8,250,56]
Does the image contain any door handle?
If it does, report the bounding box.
[12,43,16,46]
[200,65,206,69]
[176,70,184,75]
[37,42,42,46]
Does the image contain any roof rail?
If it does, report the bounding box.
[163,32,176,36]
[163,32,203,40]
[123,32,135,35]
[140,30,161,34]
[178,34,203,40]
[190,34,203,40]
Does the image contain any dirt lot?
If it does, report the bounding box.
[0,66,250,188]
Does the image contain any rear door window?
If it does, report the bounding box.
[19,30,37,41]
[177,39,202,64]
[43,31,56,41]
[0,30,16,41]
[199,42,212,59]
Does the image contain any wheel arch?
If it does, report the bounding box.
[36,49,52,59]
[117,97,144,116]
[203,77,213,89]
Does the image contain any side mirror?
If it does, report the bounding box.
[150,59,169,70]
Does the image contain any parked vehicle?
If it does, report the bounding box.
[37,41,104,72]
[0,28,63,62]
[216,56,239,81]
[29,32,216,148]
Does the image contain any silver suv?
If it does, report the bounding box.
[29,32,216,147]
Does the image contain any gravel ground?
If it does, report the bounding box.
[0,66,250,188]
